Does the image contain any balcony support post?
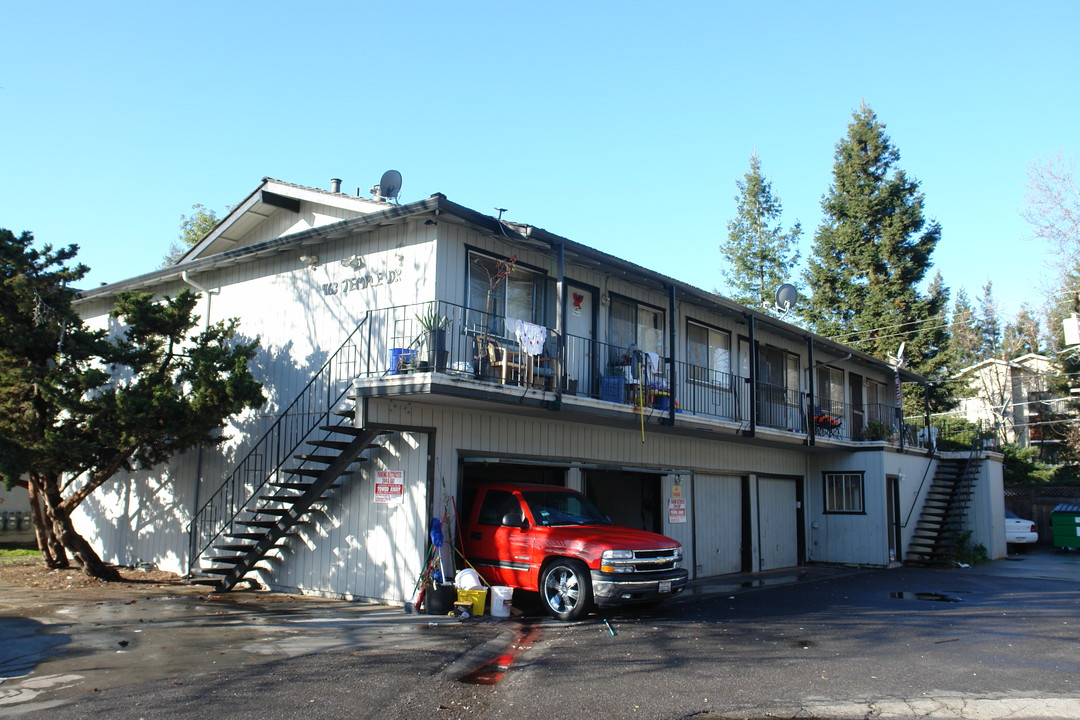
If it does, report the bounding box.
[667,284,677,426]
[806,336,816,446]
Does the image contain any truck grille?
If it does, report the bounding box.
[617,548,681,573]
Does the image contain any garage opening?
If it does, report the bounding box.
[462,462,566,486]
[584,470,662,533]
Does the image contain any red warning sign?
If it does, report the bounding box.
[375,471,404,503]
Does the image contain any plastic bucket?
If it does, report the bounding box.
[425,583,457,615]
[457,589,487,616]
[388,348,416,375]
[490,586,513,617]
[455,568,483,589]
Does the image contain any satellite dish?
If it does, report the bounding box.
[774,283,798,318]
[371,170,402,203]
[890,342,906,368]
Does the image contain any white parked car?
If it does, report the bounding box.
[1005,509,1038,545]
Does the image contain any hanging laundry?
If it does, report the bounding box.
[508,318,547,356]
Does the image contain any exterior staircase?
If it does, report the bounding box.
[187,314,392,590]
[904,454,979,567]
[194,418,391,591]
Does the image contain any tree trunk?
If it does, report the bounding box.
[37,472,121,582]
[27,476,68,569]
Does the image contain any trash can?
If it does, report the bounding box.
[1051,504,1080,549]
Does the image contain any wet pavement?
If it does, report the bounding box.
[0,582,501,715]
[0,548,1076,718]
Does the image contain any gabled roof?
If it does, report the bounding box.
[179,178,389,262]
[953,353,1058,380]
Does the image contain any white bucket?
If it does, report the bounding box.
[490,585,513,617]
[455,568,483,589]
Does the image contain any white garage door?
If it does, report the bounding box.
[693,474,742,577]
[757,477,799,570]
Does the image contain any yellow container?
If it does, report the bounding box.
[456,589,487,616]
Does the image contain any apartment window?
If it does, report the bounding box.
[467,250,545,335]
[760,346,800,395]
[816,366,844,413]
[608,296,665,361]
[687,321,731,384]
[824,472,865,513]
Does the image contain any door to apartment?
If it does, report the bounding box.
[693,474,744,576]
[565,283,597,397]
[737,337,752,422]
[849,372,865,439]
[757,476,802,570]
[886,475,902,563]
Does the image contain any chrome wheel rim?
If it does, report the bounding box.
[543,566,580,614]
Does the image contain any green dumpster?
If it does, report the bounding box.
[1050,504,1080,549]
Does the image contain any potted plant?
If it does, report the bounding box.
[864,420,892,441]
[416,306,451,372]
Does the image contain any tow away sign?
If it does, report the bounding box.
[375,471,404,504]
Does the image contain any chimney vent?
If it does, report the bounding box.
[330,178,342,194]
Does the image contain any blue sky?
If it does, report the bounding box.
[3,2,1078,324]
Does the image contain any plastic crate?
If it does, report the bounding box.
[456,588,487,616]
[600,375,625,403]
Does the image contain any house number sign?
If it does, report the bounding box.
[322,267,402,296]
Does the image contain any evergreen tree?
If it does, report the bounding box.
[803,104,947,413]
[0,228,264,579]
[977,281,1002,359]
[1002,305,1042,358]
[719,151,801,309]
[948,287,982,370]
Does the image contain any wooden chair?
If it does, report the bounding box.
[486,340,528,385]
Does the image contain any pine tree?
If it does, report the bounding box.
[948,287,982,370]
[977,281,1002,359]
[1002,305,1042,358]
[719,151,801,309]
[0,228,264,579]
[803,104,945,383]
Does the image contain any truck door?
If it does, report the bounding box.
[463,488,536,588]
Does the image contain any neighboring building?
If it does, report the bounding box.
[70,176,1007,604]
[954,354,1069,460]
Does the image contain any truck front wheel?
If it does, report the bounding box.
[540,559,593,621]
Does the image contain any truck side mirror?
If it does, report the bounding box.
[501,512,527,529]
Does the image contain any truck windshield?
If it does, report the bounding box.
[522,490,612,527]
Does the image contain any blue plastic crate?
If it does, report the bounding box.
[600,375,625,403]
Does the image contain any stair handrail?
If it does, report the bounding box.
[902,445,938,529]
[187,313,371,573]
[943,422,984,538]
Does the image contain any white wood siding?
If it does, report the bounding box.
[258,432,429,603]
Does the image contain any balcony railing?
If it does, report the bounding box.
[353,301,904,444]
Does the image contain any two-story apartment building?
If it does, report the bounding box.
[70,176,1006,604]
[955,354,1067,459]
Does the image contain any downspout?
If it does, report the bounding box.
[180,269,215,570]
[667,284,677,426]
[806,337,816,446]
[746,313,757,437]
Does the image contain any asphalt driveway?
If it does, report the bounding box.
[1,549,1077,719]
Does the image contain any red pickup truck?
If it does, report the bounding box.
[460,481,688,620]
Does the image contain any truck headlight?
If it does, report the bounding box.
[600,565,635,573]
[602,550,634,560]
